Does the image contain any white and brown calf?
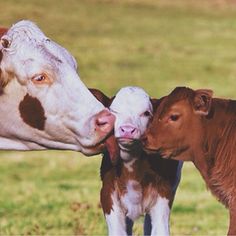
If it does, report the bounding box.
[0,21,114,155]
[100,87,183,236]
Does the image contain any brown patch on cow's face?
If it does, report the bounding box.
[19,94,46,130]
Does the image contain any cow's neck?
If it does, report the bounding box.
[193,98,236,185]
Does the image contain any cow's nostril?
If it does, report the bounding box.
[95,109,115,133]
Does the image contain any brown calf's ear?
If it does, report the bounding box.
[193,89,213,115]
[150,97,165,113]
[150,98,159,113]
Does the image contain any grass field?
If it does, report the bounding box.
[0,0,234,235]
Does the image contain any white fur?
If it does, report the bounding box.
[103,87,171,236]
[150,197,170,235]
[110,86,153,156]
[121,180,143,221]
[0,20,110,154]
[105,192,127,236]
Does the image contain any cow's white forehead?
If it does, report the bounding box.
[6,20,46,46]
[110,86,152,112]
[2,20,77,69]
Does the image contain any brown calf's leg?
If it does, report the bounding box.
[228,205,236,236]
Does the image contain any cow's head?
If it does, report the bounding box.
[143,87,213,161]
[0,20,114,155]
[110,87,154,160]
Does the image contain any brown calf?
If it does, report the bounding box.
[143,86,236,235]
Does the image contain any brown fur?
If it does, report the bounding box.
[0,27,8,93]
[19,94,46,130]
[89,88,111,107]
[0,27,10,95]
[89,88,181,220]
[0,27,8,37]
[144,86,236,235]
[100,151,180,214]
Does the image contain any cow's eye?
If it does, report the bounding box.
[31,74,51,85]
[169,114,180,122]
[143,111,151,117]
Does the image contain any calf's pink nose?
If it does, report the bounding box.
[119,125,137,138]
[95,109,115,133]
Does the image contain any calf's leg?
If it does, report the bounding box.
[125,217,133,235]
[143,214,152,235]
[102,192,127,236]
[149,197,170,236]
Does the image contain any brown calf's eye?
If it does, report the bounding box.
[170,114,179,121]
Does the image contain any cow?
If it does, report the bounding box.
[142,86,236,235]
[96,87,182,236]
[0,20,114,155]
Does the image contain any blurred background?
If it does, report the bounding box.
[1,0,234,234]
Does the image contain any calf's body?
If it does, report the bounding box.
[99,87,182,235]
[143,87,236,235]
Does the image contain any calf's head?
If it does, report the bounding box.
[0,21,114,154]
[143,87,213,160]
[110,87,153,159]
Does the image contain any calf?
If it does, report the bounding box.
[100,87,183,236]
[143,87,236,235]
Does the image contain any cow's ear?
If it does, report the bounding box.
[193,89,213,115]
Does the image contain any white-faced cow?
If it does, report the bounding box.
[0,20,114,154]
[98,87,182,236]
[143,86,236,235]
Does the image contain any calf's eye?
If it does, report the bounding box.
[143,111,151,117]
[169,114,179,122]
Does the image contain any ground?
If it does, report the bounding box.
[0,0,234,234]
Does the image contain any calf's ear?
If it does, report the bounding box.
[150,98,159,113]
[193,89,213,115]
[89,88,111,107]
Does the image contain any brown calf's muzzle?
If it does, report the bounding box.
[141,132,161,154]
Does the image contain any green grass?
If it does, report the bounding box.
[0,0,233,234]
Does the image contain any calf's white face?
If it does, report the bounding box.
[0,20,114,154]
[110,87,153,151]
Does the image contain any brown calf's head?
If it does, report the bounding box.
[143,87,213,161]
